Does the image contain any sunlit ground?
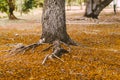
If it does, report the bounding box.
[0,7,120,79]
[0,23,120,79]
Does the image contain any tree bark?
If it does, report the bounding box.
[79,0,83,10]
[84,0,113,19]
[41,0,76,46]
[113,0,117,15]
[8,0,17,20]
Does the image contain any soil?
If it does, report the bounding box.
[0,7,120,30]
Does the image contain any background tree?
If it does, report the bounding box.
[22,0,35,13]
[0,0,44,19]
[18,0,44,13]
[7,0,17,19]
[33,0,44,7]
[0,0,17,19]
[113,0,117,15]
[79,0,83,10]
[0,0,8,13]
[84,0,113,19]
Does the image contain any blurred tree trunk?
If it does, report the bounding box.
[79,0,83,10]
[84,0,113,19]
[113,0,117,15]
[8,0,17,20]
[41,0,76,45]
[20,0,23,16]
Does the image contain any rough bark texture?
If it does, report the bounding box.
[8,0,17,20]
[84,0,113,19]
[113,4,116,15]
[41,0,76,45]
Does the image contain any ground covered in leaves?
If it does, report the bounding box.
[0,23,120,80]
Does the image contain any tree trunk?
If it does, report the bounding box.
[84,0,113,19]
[41,0,76,46]
[8,0,17,20]
[41,0,77,61]
[79,0,83,10]
[113,0,117,15]
[7,0,77,63]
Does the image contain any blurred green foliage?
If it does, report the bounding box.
[0,0,85,14]
[22,0,44,13]
[22,0,33,12]
[66,0,85,5]
[0,0,8,13]
[33,0,44,7]
[0,0,44,13]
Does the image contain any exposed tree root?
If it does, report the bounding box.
[4,39,71,64]
[6,39,45,56]
[42,53,65,65]
[41,40,71,64]
[41,44,54,52]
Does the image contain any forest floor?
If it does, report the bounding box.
[0,8,120,79]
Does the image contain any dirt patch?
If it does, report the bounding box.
[0,8,120,30]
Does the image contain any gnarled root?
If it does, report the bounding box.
[42,40,70,65]
[4,39,71,64]
[7,39,45,56]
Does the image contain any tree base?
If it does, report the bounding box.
[42,40,70,64]
[9,14,18,20]
[84,14,98,19]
